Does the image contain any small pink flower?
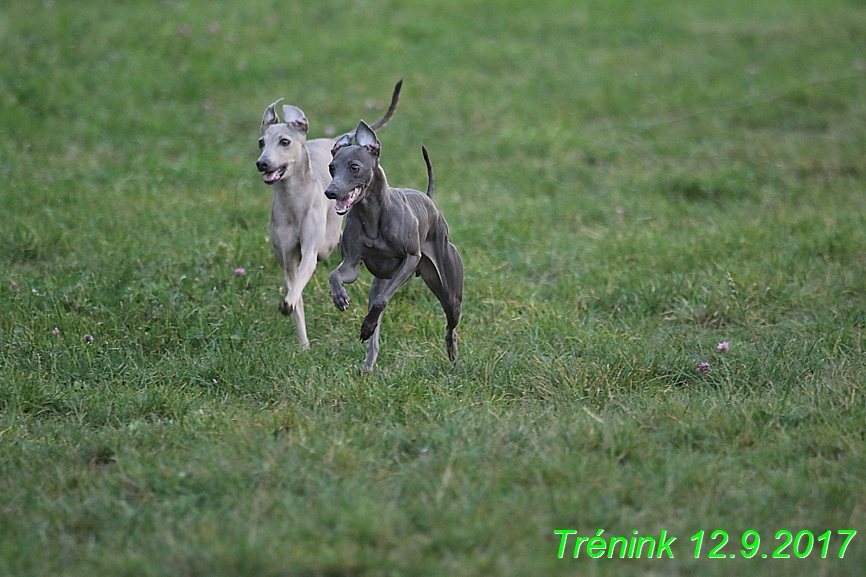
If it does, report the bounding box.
[717,341,729,352]
[83,334,94,343]
[234,267,246,276]
[52,327,61,336]
[696,361,710,373]
[10,281,19,291]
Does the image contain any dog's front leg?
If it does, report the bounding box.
[360,254,421,341]
[329,255,361,311]
[283,239,321,315]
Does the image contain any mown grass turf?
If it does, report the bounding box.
[1,0,866,575]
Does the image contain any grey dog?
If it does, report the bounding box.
[255,81,401,349]
[325,120,464,371]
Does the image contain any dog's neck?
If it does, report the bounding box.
[271,145,324,216]
[274,144,316,199]
[351,164,390,236]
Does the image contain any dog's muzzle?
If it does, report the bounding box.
[257,160,287,185]
[328,185,363,215]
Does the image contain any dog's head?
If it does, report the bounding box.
[325,120,381,215]
[255,99,310,185]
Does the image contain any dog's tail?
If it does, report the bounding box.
[422,145,434,198]
[368,79,402,131]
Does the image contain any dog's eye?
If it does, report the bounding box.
[258,139,264,150]
[328,164,335,176]
[350,163,359,173]
[280,138,291,147]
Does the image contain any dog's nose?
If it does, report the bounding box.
[256,159,268,172]
[324,186,337,200]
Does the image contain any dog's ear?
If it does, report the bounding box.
[282,105,309,133]
[355,120,380,157]
[331,133,353,157]
[261,98,284,133]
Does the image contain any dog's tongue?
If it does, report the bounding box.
[334,186,361,214]
[262,170,281,184]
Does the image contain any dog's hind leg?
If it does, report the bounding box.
[362,278,386,371]
[363,321,381,372]
[418,243,463,361]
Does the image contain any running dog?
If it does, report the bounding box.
[325,120,463,371]
[255,81,401,349]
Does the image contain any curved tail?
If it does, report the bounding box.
[368,79,403,131]
[422,145,434,198]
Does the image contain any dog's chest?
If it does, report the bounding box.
[272,184,316,220]
[363,251,405,279]
[349,222,391,256]
[343,221,405,279]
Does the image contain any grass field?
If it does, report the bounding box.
[2,0,866,575]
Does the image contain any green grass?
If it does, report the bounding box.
[2,0,866,575]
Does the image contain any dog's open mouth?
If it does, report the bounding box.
[334,185,363,215]
[261,165,287,184]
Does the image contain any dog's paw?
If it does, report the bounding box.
[360,315,378,341]
[446,330,458,361]
[332,292,350,311]
[278,300,293,316]
[360,305,384,341]
[360,322,374,342]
